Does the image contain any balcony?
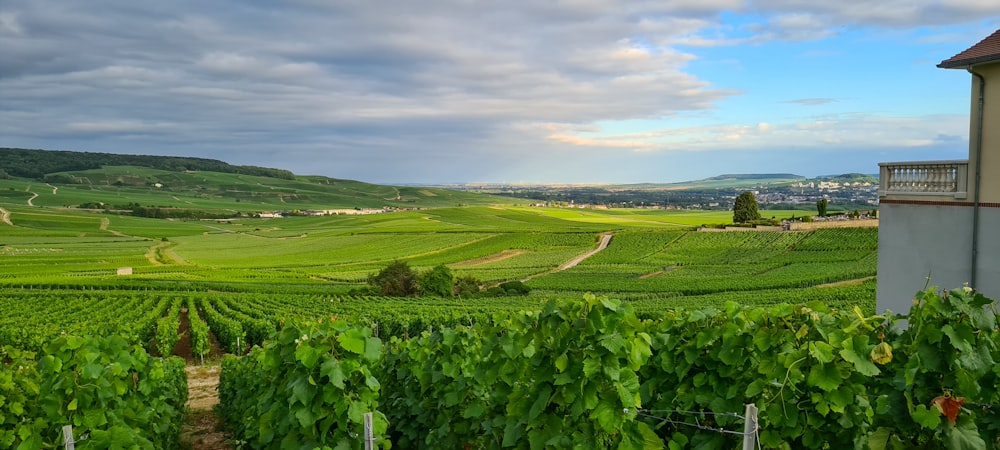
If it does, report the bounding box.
[878,160,969,199]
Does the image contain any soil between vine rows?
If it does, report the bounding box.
[175,305,234,449]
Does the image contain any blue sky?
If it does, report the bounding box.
[1,1,998,184]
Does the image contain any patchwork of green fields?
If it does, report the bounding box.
[1,204,877,342]
[0,166,524,211]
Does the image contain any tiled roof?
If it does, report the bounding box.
[938,29,1000,68]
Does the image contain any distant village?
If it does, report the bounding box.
[251,177,882,217]
[496,178,881,212]
[256,208,391,218]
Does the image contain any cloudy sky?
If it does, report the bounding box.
[2,1,998,184]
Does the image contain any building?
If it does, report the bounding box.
[877,29,1000,313]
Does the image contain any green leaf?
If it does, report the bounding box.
[807,362,842,392]
[867,427,892,450]
[745,379,766,398]
[363,336,381,361]
[583,357,601,378]
[839,337,880,376]
[295,344,320,369]
[555,354,568,373]
[82,362,103,380]
[337,330,366,355]
[808,341,835,363]
[637,421,666,450]
[943,418,987,450]
[528,385,551,420]
[941,324,974,354]
[320,357,346,389]
[463,402,485,419]
[66,336,85,350]
[911,404,941,429]
[600,333,626,353]
[296,406,317,428]
[603,362,621,381]
[590,399,620,434]
[502,419,525,447]
[289,376,316,406]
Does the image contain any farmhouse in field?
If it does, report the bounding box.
[877,29,1000,313]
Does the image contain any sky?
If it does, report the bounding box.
[2,1,999,184]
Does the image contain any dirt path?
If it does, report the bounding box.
[556,233,613,271]
[175,307,233,450]
[815,276,876,288]
[99,217,130,237]
[27,192,37,206]
[0,208,11,226]
[145,240,189,265]
[522,233,613,282]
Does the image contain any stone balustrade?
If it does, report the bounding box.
[878,160,969,199]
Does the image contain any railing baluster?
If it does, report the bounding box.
[878,160,968,197]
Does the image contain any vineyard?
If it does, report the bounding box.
[4,288,999,448]
[0,204,924,447]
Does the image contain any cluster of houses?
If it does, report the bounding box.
[256,208,389,218]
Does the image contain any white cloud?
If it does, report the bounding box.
[0,0,993,183]
[544,113,968,153]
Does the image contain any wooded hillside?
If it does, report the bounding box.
[0,148,295,180]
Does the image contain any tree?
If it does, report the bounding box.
[816,198,828,217]
[498,280,531,296]
[368,260,418,296]
[453,275,482,298]
[732,191,761,223]
[419,264,454,297]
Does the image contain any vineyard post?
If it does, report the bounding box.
[62,425,75,450]
[363,412,374,450]
[742,403,758,450]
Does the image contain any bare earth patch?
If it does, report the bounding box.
[186,365,221,411]
[181,367,228,448]
[0,208,12,226]
[181,408,233,450]
[451,249,527,267]
[815,276,876,288]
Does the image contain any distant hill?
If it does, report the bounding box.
[0,148,295,180]
[0,148,525,211]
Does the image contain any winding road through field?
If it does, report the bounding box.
[521,232,613,282]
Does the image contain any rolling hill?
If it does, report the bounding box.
[0,148,527,211]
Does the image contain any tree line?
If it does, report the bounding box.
[359,260,531,298]
[0,148,295,180]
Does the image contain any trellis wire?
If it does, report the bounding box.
[629,404,761,449]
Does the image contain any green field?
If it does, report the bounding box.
[0,165,527,212]
[0,202,879,349]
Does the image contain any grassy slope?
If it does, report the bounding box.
[0,204,875,296]
[0,166,526,211]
